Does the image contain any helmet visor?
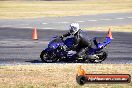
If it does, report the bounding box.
[70,26,77,34]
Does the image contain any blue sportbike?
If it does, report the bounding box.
[40,32,112,63]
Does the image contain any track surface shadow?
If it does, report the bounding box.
[25,59,100,64]
[25,60,43,63]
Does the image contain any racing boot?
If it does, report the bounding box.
[76,47,89,61]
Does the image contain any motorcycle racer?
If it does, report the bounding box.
[60,23,92,60]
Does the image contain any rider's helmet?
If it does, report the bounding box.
[69,23,79,35]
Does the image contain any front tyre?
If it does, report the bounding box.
[40,50,58,63]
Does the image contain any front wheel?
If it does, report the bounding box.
[40,50,58,63]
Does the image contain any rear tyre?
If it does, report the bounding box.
[89,51,108,63]
[40,50,58,63]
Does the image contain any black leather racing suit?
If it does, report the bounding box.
[61,29,91,59]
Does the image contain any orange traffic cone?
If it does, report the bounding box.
[107,28,113,39]
[32,27,38,40]
[77,65,86,76]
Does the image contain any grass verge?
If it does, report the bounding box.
[84,24,132,32]
[0,64,132,88]
[0,0,132,19]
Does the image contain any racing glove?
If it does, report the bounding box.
[59,35,64,39]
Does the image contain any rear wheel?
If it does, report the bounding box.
[40,50,58,63]
[89,51,108,63]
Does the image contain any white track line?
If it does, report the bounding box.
[87,20,98,22]
[1,24,29,27]
[1,25,34,28]
[43,27,56,29]
[0,25,12,27]
[0,26,56,29]
[57,22,69,24]
[42,23,48,24]
[127,17,132,18]
[100,19,112,21]
[76,21,85,22]
[1,16,130,28]
[115,18,125,20]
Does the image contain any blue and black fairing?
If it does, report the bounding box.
[88,37,112,55]
[64,37,75,48]
[94,37,111,49]
[42,38,65,58]
[48,38,64,50]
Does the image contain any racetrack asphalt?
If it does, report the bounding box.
[0,27,132,65]
[0,12,132,65]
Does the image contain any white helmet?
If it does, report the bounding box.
[69,23,79,35]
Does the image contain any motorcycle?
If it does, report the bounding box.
[40,32,112,63]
